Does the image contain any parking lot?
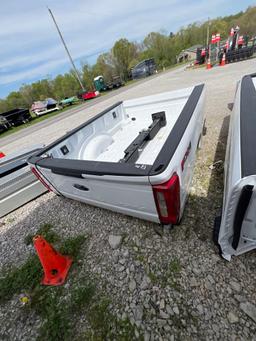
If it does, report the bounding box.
[1,59,256,340]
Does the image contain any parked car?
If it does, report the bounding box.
[77,90,100,101]
[216,73,256,260]
[31,98,60,116]
[131,59,157,80]
[0,108,32,126]
[28,84,205,226]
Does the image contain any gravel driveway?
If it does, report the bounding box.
[1,59,256,340]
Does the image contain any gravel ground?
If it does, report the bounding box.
[1,59,256,340]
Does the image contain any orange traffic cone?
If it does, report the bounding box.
[33,235,72,286]
[220,53,226,66]
[206,58,212,69]
[0,152,5,158]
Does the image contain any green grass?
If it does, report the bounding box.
[0,256,43,303]
[24,223,59,246]
[59,235,87,262]
[147,258,182,289]
[31,281,96,341]
[169,258,182,274]
[85,298,142,341]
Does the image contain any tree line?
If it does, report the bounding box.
[1,6,255,113]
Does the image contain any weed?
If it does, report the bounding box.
[0,256,42,303]
[31,286,71,341]
[88,298,113,338]
[86,299,141,340]
[70,283,96,312]
[136,253,145,264]
[169,258,182,274]
[146,258,182,289]
[115,318,143,341]
[24,223,59,246]
[59,235,87,262]
[148,271,158,284]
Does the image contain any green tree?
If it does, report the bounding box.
[112,39,138,80]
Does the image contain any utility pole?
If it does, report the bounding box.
[206,17,210,47]
[48,7,85,92]
[206,17,211,64]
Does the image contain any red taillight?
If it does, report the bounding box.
[31,166,53,192]
[152,173,180,225]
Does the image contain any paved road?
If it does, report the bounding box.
[0,69,175,148]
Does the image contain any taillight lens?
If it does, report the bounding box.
[152,173,180,224]
[31,166,53,192]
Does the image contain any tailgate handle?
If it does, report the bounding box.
[73,184,89,191]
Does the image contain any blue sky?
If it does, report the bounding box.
[0,0,255,99]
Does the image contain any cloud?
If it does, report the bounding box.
[0,0,253,97]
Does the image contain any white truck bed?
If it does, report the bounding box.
[217,73,256,259]
[28,85,205,225]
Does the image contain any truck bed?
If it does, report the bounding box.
[218,73,256,259]
[28,85,205,225]
[39,87,194,168]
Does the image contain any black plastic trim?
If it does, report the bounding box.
[38,158,152,177]
[28,86,204,177]
[240,75,256,177]
[232,185,253,250]
[150,84,204,175]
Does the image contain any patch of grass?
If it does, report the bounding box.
[59,235,87,262]
[147,258,182,289]
[31,282,95,341]
[85,298,141,340]
[116,318,142,341]
[148,271,158,285]
[24,223,59,246]
[70,283,96,313]
[135,251,146,264]
[87,298,113,339]
[0,256,42,303]
[161,258,182,289]
[31,286,71,341]
[169,258,182,274]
